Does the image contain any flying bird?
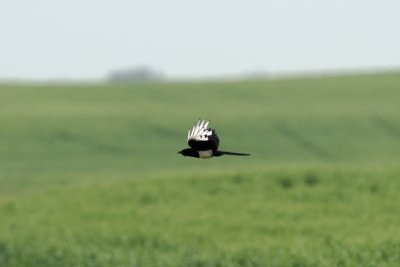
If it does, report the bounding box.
[178,120,250,158]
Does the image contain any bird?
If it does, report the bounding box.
[178,119,250,158]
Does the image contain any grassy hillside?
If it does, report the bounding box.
[1,72,400,266]
[1,73,400,192]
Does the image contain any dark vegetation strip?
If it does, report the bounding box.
[275,122,330,160]
[370,115,400,140]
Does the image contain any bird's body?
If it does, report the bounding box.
[198,149,213,158]
[178,120,250,158]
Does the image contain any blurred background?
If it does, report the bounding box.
[1,0,400,81]
[1,1,400,266]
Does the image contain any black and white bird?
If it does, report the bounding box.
[178,120,250,158]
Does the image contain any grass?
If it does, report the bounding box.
[1,169,400,266]
[1,72,400,266]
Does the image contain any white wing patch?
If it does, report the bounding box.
[187,120,212,141]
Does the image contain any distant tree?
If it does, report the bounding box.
[108,66,164,83]
[242,69,269,80]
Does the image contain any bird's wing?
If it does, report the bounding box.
[187,120,220,151]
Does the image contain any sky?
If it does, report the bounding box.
[1,0,400,80]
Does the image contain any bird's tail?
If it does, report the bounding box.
[219,151,250,156]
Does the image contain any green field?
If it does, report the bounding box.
[1,73,400,266]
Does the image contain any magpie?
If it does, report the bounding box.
[178,120,250,158]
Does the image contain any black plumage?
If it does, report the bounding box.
[178,120,250,158]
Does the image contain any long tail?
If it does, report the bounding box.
[219,151,250,156]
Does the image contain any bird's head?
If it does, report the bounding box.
[178,148,197,157]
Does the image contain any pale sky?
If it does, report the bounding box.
[1,0,399,80]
